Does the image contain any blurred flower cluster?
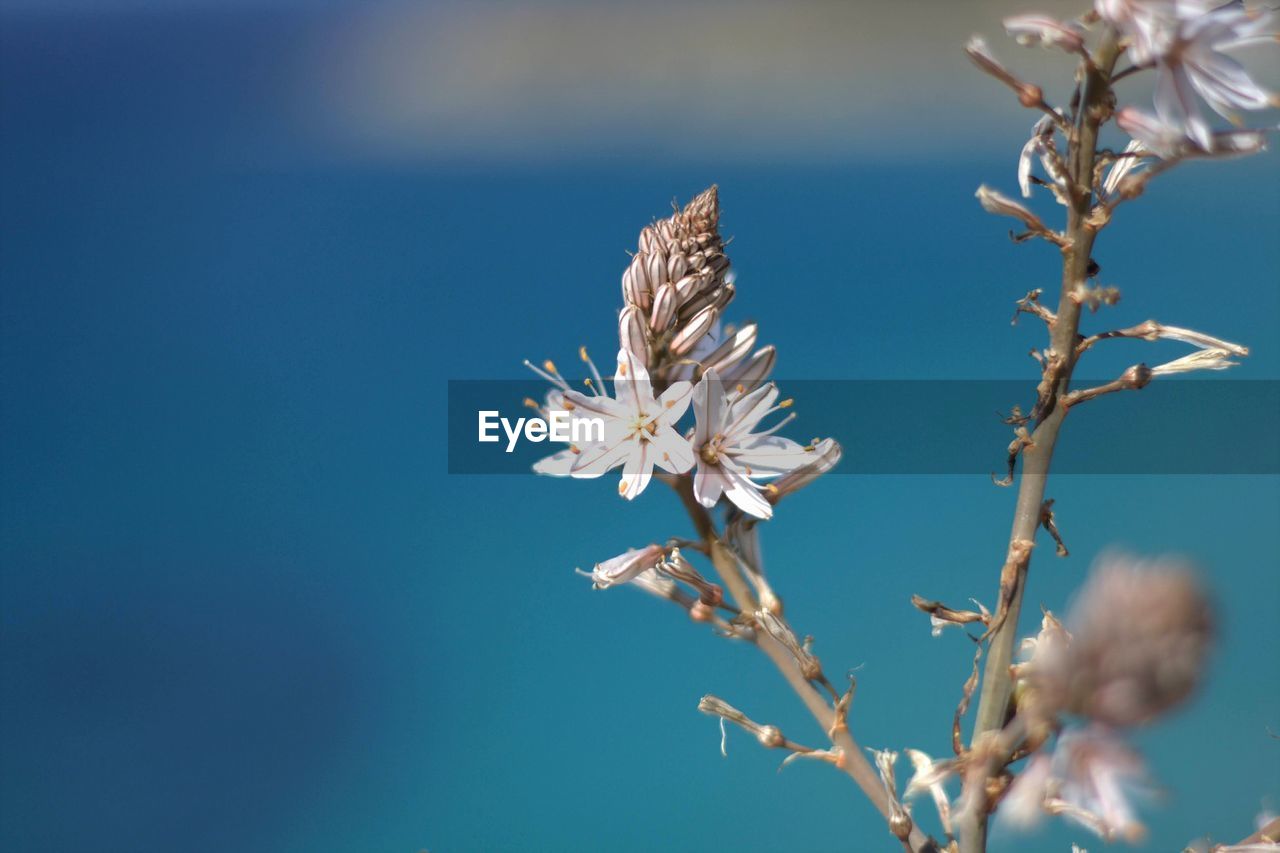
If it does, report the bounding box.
[983,0,1276,213]
[907,556,1216,843]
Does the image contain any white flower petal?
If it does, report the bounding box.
[721,462,773,520]
[571,436,632,478]
[658,379,694,424]
[693,369,725,447]
[652,425,696,474]
[619,441,654,500]
[693,461,727,507]
[733,434,814,476]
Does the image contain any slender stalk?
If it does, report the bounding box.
[674,476,936,852]
[957,31,1123,853]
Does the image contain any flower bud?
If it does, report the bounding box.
[645,250,668,291]
[666,252,688,283]
[619,305,651,365]
[700,323,758,375]
[649,282,677,332]
[669,306,718,357]
[720,345,776,393]
[583,544,667,590]
[622,254,651,312]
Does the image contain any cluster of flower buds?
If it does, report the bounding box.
[620,186,735,378]
[529,188,840,518]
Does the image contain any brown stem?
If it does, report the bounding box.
[672,475,936,852]
[957,30,1123,853]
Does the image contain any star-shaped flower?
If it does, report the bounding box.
[690,369,818,520]
[562,348,695,499]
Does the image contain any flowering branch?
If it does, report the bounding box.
[526,3,1274,845]
[948,2,1275,848]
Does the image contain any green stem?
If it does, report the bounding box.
[957,30,1123,853]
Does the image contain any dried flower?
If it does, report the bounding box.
[563,347,695,499]
[868,748,914,841]
[975,184,1063,244]
[697,694,788,750]
[579,544,668,590]
[1003,14,1086,53]
[904,748,958,836]
[1150,346,1243,375]
[1018,115,1070,200]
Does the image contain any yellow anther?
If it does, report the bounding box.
[544,360,557,374]
[779,399,794,408]
[522,397,540,410]
[579,346,589,362]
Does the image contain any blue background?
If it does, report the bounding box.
[2,2,1277,851]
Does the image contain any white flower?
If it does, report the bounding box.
[1018,115,1070,200]
[1115,106,1267,158]
[690,369,815,520]
[904,749,957,836]
[1101,140,1150,200]
[1002,726,1149,843]
[1100,0,1277,150]
[563,347,695,499]
[524,349,612,477]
